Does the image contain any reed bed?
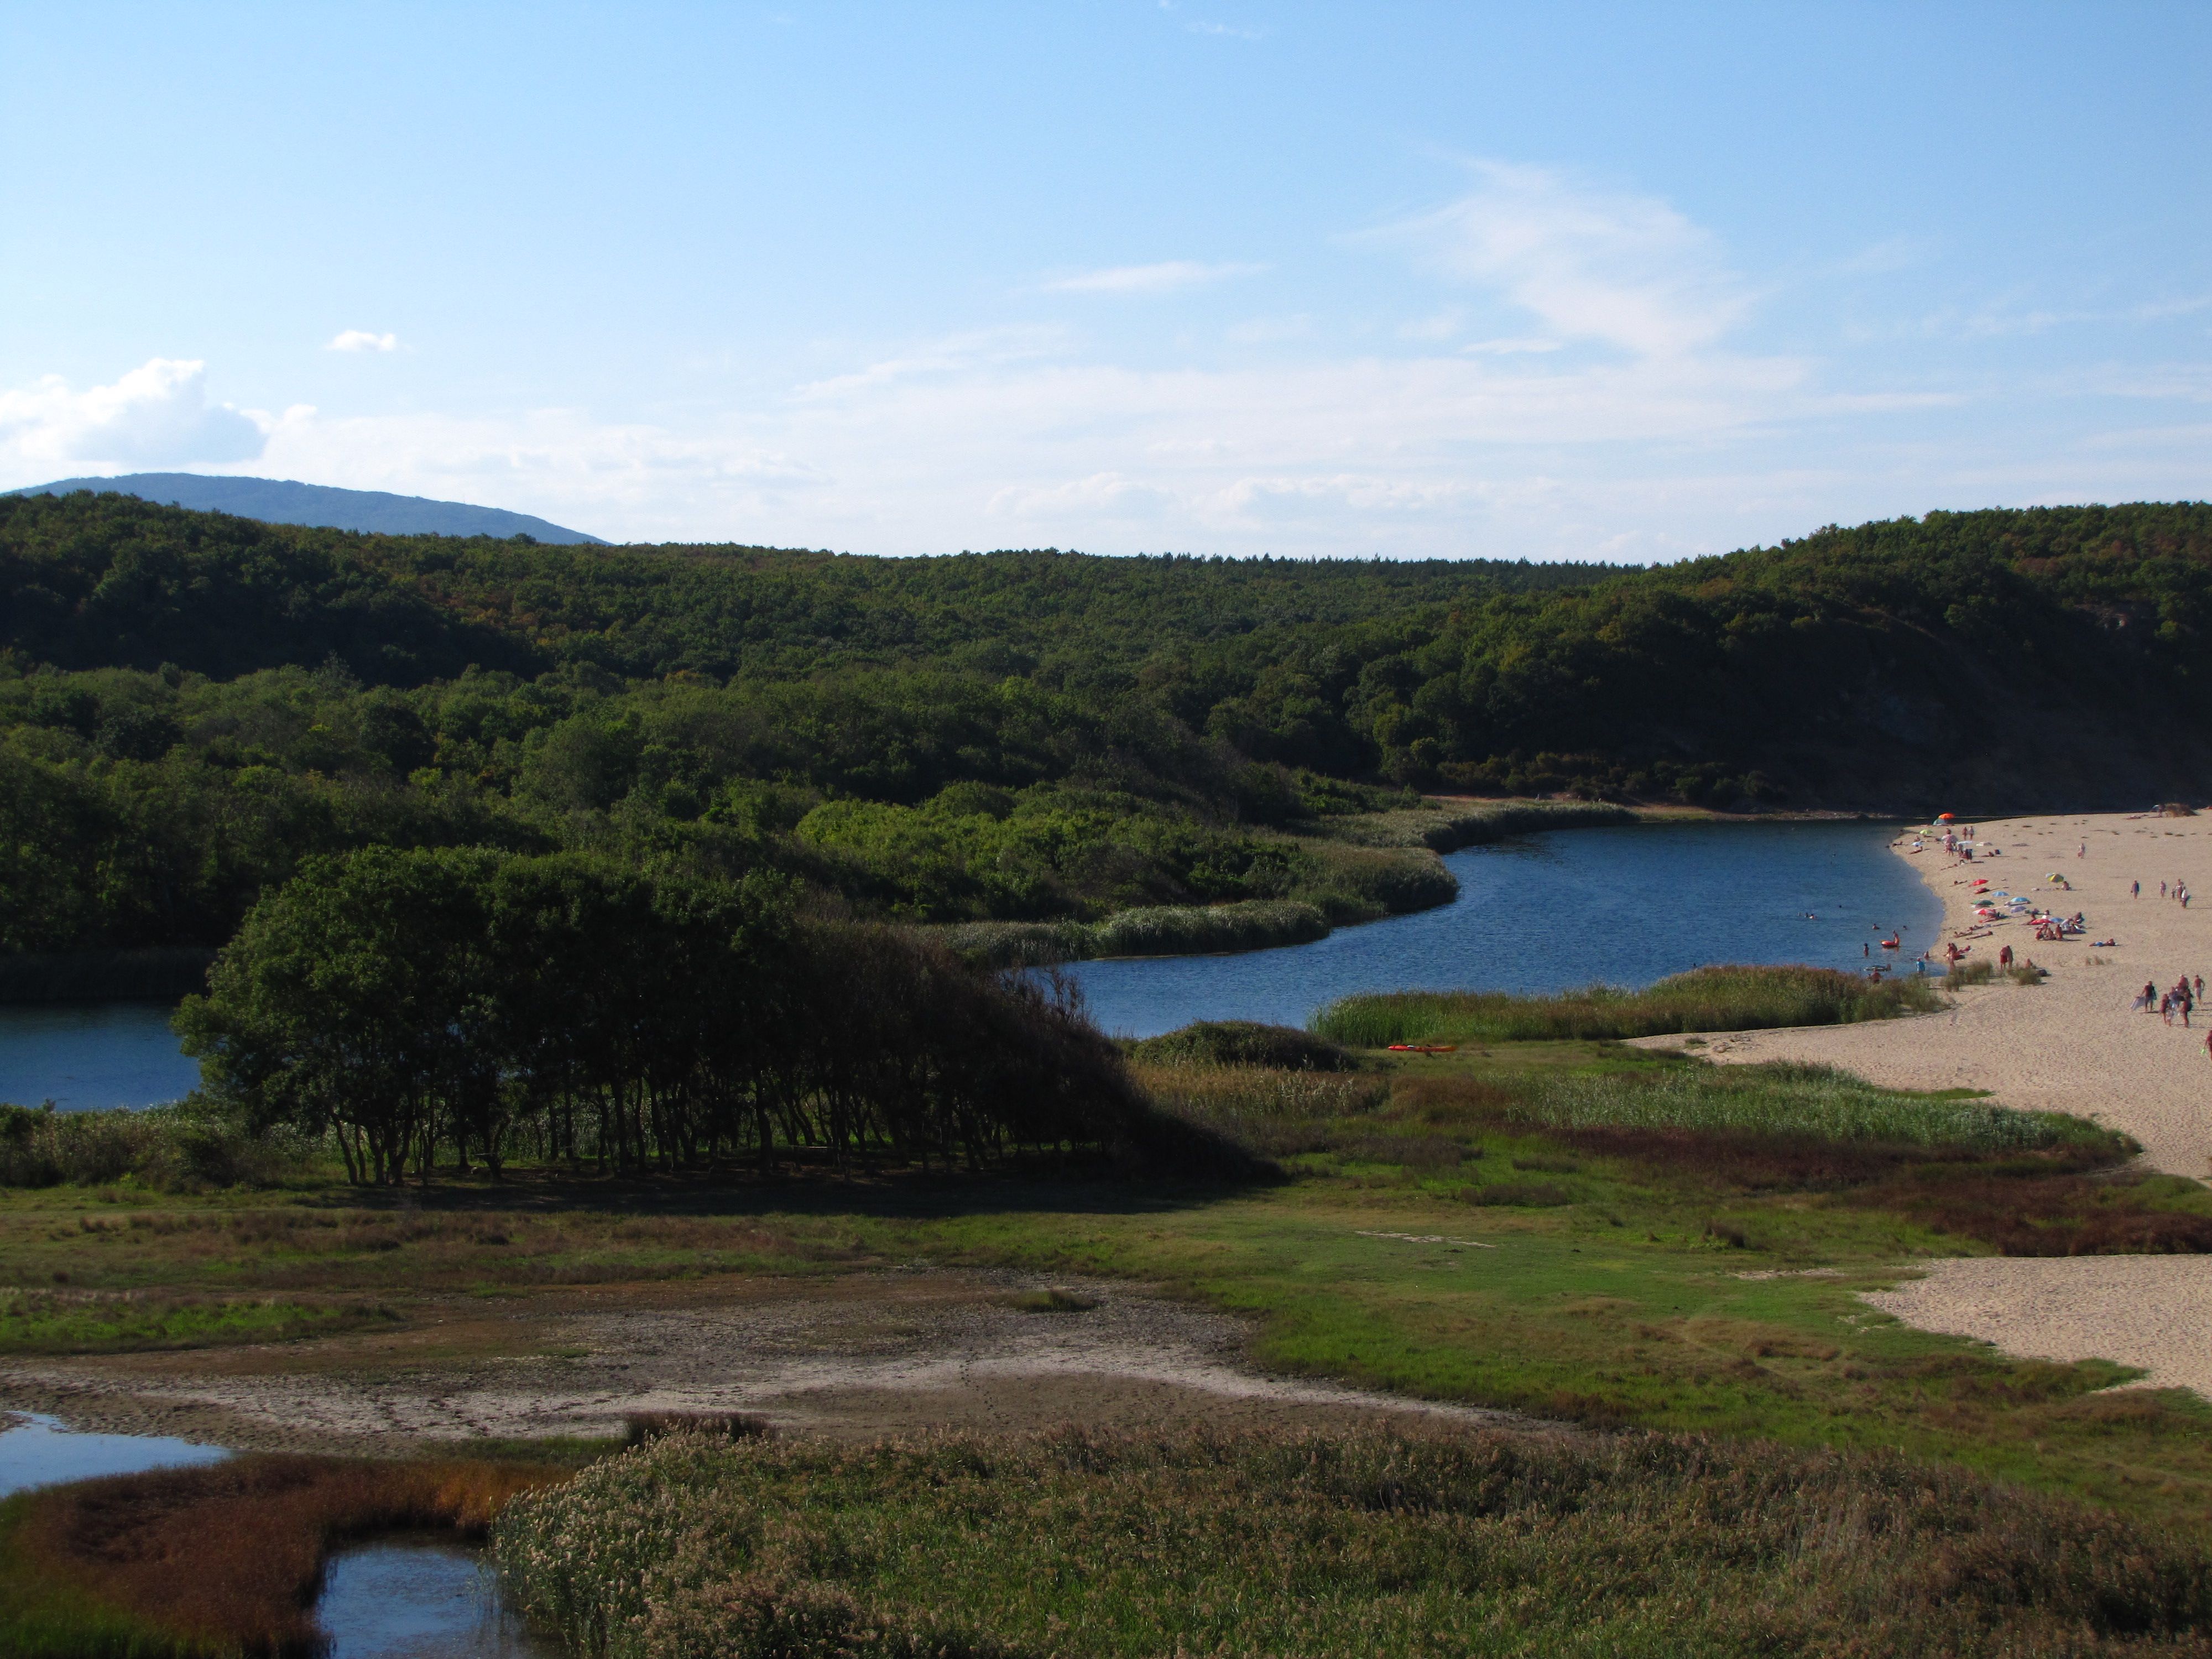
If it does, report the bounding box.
[1320,800,1636,852]
[493,1425,2212,1659]
[0,1103,310,1192]
[1313,964,1940,1047]
[1089,900,1331,957]
[2,1455,562,1658]
[1135,1063,1387,1159]
[1128,1020,1355,1072]
[1515,1062,2084,1153]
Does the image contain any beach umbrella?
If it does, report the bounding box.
[1937,812,1955,821]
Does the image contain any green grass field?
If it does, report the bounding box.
[10,1025,2212,1655]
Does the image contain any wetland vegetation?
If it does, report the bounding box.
[9,977,2212,1653]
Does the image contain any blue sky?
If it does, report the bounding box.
[2,2,2206,559]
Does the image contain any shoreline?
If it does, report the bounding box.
[1637,810,2212,1180]
[1637,808,2212,1399]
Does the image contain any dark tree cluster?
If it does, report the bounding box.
[176,848,1154,1184]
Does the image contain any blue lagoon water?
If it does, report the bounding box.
[0,1002,201,1109]
[0,1412,230,1498]
[1063,821,1940,1039]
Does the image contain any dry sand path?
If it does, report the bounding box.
[0,1271,1535,1453]
[1641,811,2212,1179]
[1639,810,2212,1397]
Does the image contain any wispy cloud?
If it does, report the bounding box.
[1372,161,1750,357]
[1044,259,1264,295]
[0,358,268,473]
[327,329,400,353]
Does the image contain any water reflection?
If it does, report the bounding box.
[316,1537,550,1659]
[0,1411,231,1498]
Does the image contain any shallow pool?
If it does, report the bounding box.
[0,1411,230,1498]
[316,1536,551,1658]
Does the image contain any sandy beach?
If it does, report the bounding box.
[1645,810,2212,1180]
[1642,808,2212,1396]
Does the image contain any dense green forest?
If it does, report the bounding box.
[3,490,2208,958]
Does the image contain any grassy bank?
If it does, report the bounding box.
[1314,963,1940,1046]
[0,1455,561,1658]
[495,1425,2212,1659]
[0,1103,309,1192]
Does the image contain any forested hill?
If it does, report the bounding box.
[2,488,2208,956]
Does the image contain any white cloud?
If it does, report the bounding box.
[1375,161,1750,358]
[328,329,400,353]
[0,358,266,476]
[1044,260,1264,295]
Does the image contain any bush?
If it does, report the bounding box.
[1129,1020,1357,1072]
[1313,964,1940,1047]
[928,919,1093,968]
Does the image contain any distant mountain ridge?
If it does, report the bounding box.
[9,473,606,545]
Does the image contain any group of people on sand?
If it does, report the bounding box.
[2155,879,2193,908]
[2137,974,2205,1027]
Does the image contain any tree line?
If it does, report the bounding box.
[6,494,2212,961]
[177,848,1160,1184]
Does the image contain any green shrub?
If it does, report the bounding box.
[1129,1020,1356,1072]
[927,919,1093,968]
[1313,964,1940,1047]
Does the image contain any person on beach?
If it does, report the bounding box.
[1999,945,2013,968]
[2142,980,2159,1011]
[2134,881,2141,898]
[2161,992,2174,1025]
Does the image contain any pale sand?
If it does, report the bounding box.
[1863,1256,2212,1396]
[1637,810,2212,1397]
[1637,810,2212,1179]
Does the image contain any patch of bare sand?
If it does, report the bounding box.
[1863,1257,2212,1399]
[0,1271,1532,1453]
[1635,811,2212,1179]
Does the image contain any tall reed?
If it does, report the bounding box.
[1313,964,1939,1047]
[493,1425,2212,1659]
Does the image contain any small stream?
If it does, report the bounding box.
[0,1414,550,1656]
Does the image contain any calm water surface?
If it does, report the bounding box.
[0,1411,229,1497]
[0,822,1940,1088]
[317,1538,551,1658]
[1065,821,1941,1038]
[0,1002,200,1110]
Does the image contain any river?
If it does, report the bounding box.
[0,821,1940,1099]
[1063,820,1940,1037]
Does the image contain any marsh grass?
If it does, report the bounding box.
[1089,900,1331,957]
[0,1287,393,1354]
[493,1425,2212,1659]
[1314,964,1940,1047]
[1,1455,560,1658]
[1135,1063,1388,1159]
[1515,1061,2084,1152]
[1128,1020,1355,1072]
[0,1104,312,1192]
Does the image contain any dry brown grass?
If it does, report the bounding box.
[14,1455,562,1656]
